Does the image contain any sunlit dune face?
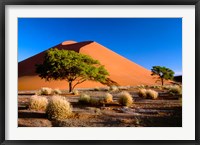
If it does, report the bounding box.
[61,40,77,45]
[18,40,158,91]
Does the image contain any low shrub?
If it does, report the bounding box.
[151,85,159,89]
[118,86,130,90]
[102,87,110,91]
[78,94,91,104]
[29,95,48,111]
[90,98,101,106]
[104,93,113,103]
[146,89,158,99]
[163,85,173,90]
[53,89,62,95]
[137,84,145,89]
[168,85,182,95]
[110,85,119,91]
[138,89,147,98]
[46,96,72,120]
[72,89,79,95]
[94,87,100,91]
[37,87,53,95]
[118,91,133,106]
[36,87,63,95]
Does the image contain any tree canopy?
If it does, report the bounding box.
[36,48,109,92]
[151,66,174,86]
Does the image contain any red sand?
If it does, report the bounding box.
[18,41,157,90]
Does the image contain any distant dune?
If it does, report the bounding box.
[18,40,157,90]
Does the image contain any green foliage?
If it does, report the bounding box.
[36,48,109,92]
[151,66,174,86]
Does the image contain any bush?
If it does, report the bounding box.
[90,98,101,106]
[37,87,53,95]
[29,95,48,111]
[78,94,103,106]
[168,85,182,95]
[46,96,72,120]
[118,86,130,90]
[118,91,133,106]
[72,89,79,95]
[36,87,63,95]
[138,89,147,98]
[94,87,100,91]
[137,84,145,89]
[78,94,91,104]
[110,85,119,91]
[104,93,113,103]
[151,85,161,89]
[53,89,62,95]
[146,89,158,99]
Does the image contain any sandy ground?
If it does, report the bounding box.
[18,87,182,127]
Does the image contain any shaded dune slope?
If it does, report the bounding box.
[18,41,156,90]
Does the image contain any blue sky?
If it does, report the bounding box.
[18,18,182,76]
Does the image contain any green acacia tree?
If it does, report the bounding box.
[151,66,174,86]
[36,48,109,92]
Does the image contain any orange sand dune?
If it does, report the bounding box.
[18,40,157,91]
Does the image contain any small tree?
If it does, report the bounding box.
[151,66,174,86]
[36,48,109,92]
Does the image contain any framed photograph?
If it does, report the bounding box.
[0,0,199,145]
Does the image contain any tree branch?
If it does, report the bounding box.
[72,78,86,90]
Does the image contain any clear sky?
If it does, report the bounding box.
[18,18,182,76]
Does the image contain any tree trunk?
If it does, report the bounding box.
[69,81,72,93]
[161,78,164,86]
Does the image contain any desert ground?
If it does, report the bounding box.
[18,85,182,127]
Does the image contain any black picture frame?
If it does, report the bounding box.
[0,0,199,145]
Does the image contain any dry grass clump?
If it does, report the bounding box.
[168,85,182,95]
[72,89,79,95]
[146,89,158,99]
[78,94,103,106]
[102,87,110,91]
[78,94,91,104]
[36,87,53,95]
[138,89,158,100]
[90,98,101,106]
[110,85,119,91]
[118,86,131,91]
[137,84,146,89]
[103,93,113,103]
[46,96,72,120]
[118,91,133,106]
[138,89,147,98]
[53,89,62,95]
[94,87,100,91]
[36,87,62,95]
[29,95,48,111]
[151,85,161,89]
